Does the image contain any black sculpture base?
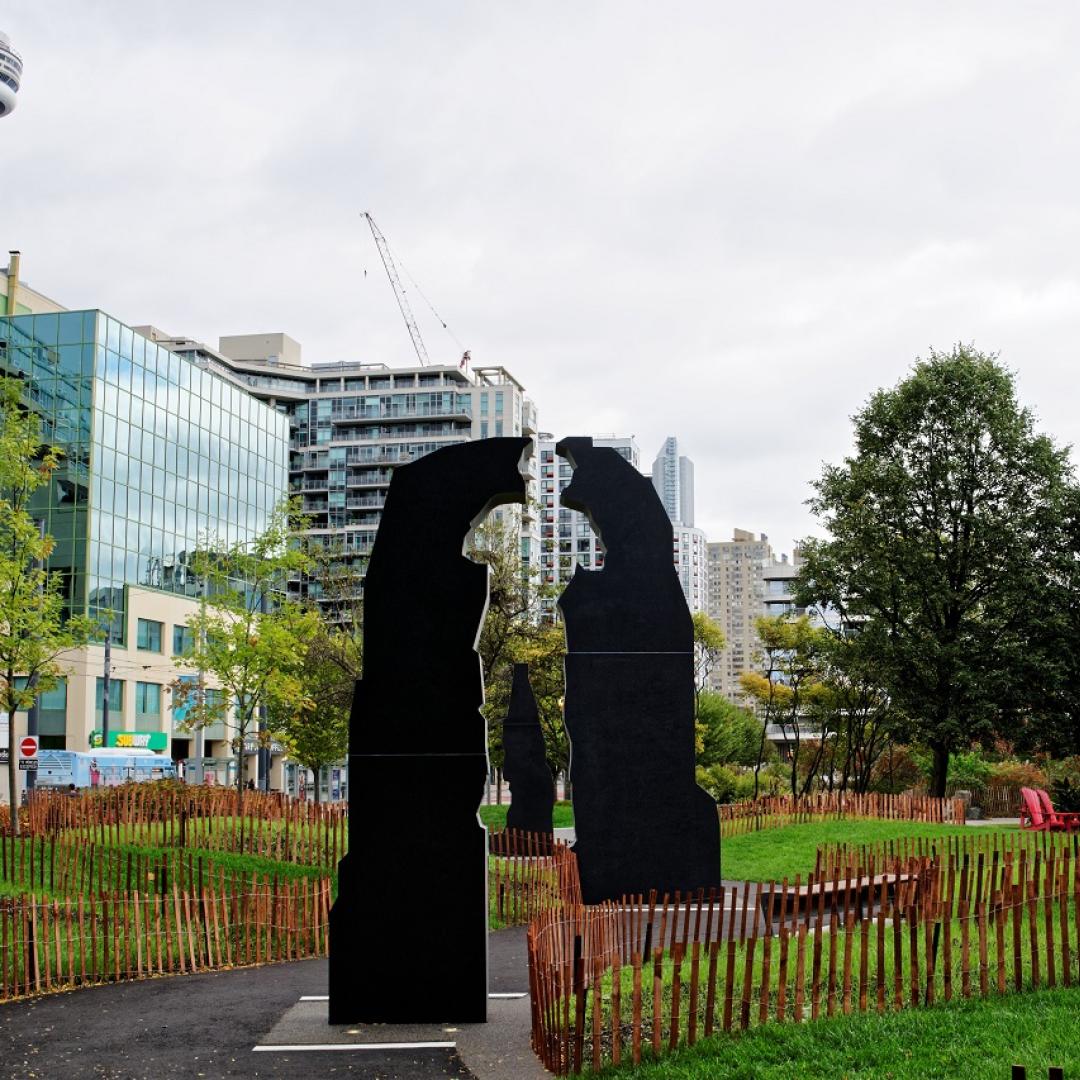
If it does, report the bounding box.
[328,753,489,1024]
[566,653,721,903]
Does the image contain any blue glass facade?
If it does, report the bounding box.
[0,310,290,641]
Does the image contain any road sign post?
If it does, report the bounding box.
[18,736,37,772]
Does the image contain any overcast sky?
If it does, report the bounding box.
[5,2,1080,555]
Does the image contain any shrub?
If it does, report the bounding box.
[1048,757,1080,813]
[987,759,1048,790]
[947,750,993,790]
[869,744,925,794]
[696,764,756,803]
[696,692,769,768]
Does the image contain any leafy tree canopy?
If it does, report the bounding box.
[796,345,1072,794]
[0,379,93,826]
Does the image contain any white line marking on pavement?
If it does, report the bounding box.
[489,992,528,998]
[254,1042,457,1052]
[299,995,329,1001]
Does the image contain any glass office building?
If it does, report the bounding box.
[0,309,290,641]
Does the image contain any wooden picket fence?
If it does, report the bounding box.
[21,786,346,869]
[815,828,1077,880]
[490,829,581,926]
[527,833,1080,1075]
[719,791,965,837]
[0,830,331,906]
[0,874,332,1001]
[971,783,1023,818]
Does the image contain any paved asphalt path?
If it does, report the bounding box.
[0,926,533,1080]
[0,957,474,1079]
[0,886,767,1079]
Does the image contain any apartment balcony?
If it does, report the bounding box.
[332,404,471,423]
[329,424,468,443]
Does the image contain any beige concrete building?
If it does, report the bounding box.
[706,529,775,700]
[15,586,285,795]
[2,252,65,316]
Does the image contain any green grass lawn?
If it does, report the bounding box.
[479,801,575,830]
[721,820,1020,882]
[600,985,1080,1079]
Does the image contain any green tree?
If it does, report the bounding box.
[797,346,1072,795]
[1015,482,1080,759]
[739,614,829,796]
[271,617,357,802]
[810,626,900,794]
[469,509,567,781]
[692,611,726,707]
[695,690,764,768]
[0,380,92,827]
[172,501,318,796]
[267,538,364,800]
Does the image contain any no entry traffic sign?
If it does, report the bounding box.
[19,736,37,759]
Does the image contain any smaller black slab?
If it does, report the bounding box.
[503,664,554,835]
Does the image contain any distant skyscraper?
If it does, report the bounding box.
[651,436,694,527]
[537,434,639,599]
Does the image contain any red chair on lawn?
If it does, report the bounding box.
[1020,787,1053,831]
[1035,788,1080,832]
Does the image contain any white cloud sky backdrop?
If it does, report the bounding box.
[5,1,1080,555]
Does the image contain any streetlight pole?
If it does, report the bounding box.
[258,589,270,792]
[25,519,45,794]
[101,629,111,747]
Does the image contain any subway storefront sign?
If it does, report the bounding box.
[89,731,169,752]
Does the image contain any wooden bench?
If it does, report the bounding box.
[759,872,918,923]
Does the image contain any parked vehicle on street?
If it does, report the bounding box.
[34,748,177,790]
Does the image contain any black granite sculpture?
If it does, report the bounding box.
[328,437,530,1025]
[556,436,721,904]
[503,663,554,836]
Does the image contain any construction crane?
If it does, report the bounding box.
[362,212,431,367]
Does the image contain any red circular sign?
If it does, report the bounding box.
[19,737,37,758]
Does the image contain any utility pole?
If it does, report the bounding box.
[258,589,270,792]
[25,519,45,793]
[101,629,111,747]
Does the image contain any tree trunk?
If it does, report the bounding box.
[313,766,322,804]
[929,742,950,797]
[7,704,17,837]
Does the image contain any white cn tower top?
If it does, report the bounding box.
[0,31,22,119]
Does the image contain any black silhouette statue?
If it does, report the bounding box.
[503,664,554,835]
[556,436,721,904]
[328,437,530,1025]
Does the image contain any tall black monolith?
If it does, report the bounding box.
[328,437,530,1024]
[503,663,554,836]
[556,436,720,904]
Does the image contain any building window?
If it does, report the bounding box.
[137,618,163,652]
[173,624,194,656]
[95,678,125,725]
[135,682,162,725]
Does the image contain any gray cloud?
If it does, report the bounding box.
[6,0,1080,555]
